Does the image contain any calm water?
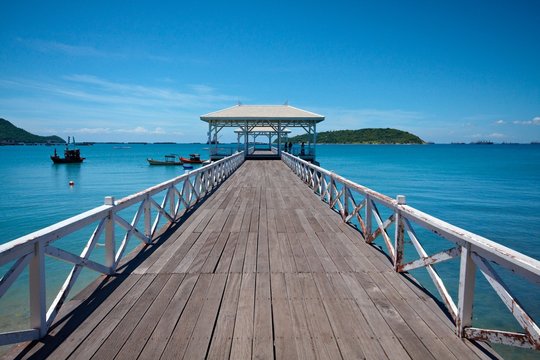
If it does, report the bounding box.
[1,143,539,358]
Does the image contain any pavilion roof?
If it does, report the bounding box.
[200,105,324,124]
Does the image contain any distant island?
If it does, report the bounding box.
[286,128,425,144]
[0,118,65,144]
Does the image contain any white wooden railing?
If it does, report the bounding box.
[0,152,244,346]
[282,152,540,351]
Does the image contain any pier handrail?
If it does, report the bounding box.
[0,152,244,346]
[282,152,540,350]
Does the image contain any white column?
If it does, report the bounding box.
[457,243,476,337]
[29,241,46,336]
[104,196,116,272]
[277,121,282,156]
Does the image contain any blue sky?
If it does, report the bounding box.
[1,0,539,143]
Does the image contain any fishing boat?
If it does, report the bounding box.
[51,137,85,164]
[147,154,183,165]
[180,153,205,164]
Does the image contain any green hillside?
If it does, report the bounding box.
[0,118,65,144]
[287,128,425,144]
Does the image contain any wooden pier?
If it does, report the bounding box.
[4,160,501,359]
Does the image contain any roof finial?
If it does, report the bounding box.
[237,99,242,106]
[284,99,288,106]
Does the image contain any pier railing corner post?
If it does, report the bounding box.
[394,195,406,271]
[365,194,373,243]
[342,185,350,221]
[144,194,152,239]
[29,240,46,337]
[104,196,116,274]
[457,243,476,337]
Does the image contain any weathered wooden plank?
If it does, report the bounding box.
[201,231,230,273]
[206,273,242,359]
[215,231,239,273]
[279,233,297,273]
[257,231,270,273]
[271,273,299,359]
[113,274,184,360]
[284,273,318,359]
[230,198,248,232]
[243,232,258,273]
[249,187,261,233]
[253,272,273,359]
[137,273,199,359]
[312,272,367,359]
[230,231,249,273]
[187,232,221,273]
[288,233,310,273]
[160,273,213,359]
[91,274,172,359]
[338,271,411,359]
[230,272,255,359]
[316,232,352,273]
[354,271,434,360]
[145,209,211,273]
[173,230,212,273]
[299,273,343,359]
[305,231,339,273]
[240,192,254,233]
[297,232,325,273]
[61,274,155,359]
[382,272,489,360]
[182,273,228,358]
[268,230,283,273]
[282,209,297,234]
[370,272,458,360]
[159,232,200,274]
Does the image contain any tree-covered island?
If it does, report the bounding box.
[0,118,65,144]
[287,128,425,144]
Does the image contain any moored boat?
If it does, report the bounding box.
[147,154,183,165]
[51,137,85,164]
[180,153,205,164]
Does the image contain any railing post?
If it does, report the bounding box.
[329,175,335,208]
[394,195,406,271]
[144,194,152,239]
[29,241,46,337]
[342,186,350,221]
[457,243,476,337]
[168,185,176,219]
[365,194,373,242]
[104,196,116,273]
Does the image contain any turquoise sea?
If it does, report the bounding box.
[1,143,539,358]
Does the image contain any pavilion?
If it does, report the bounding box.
[200,104,325,161]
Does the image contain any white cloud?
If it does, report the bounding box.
[495,120,505,124]
[65,126,171,135]
[73,127,112,134]
[513,117,540,125]
[488,133,505,138]
[17,38,171,62]
[18,38,118,58]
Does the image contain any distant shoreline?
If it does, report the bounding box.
[1,142,539,147]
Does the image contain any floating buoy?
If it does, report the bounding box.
[69,180,75,186]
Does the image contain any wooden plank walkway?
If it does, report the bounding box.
[5,160,499,360]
